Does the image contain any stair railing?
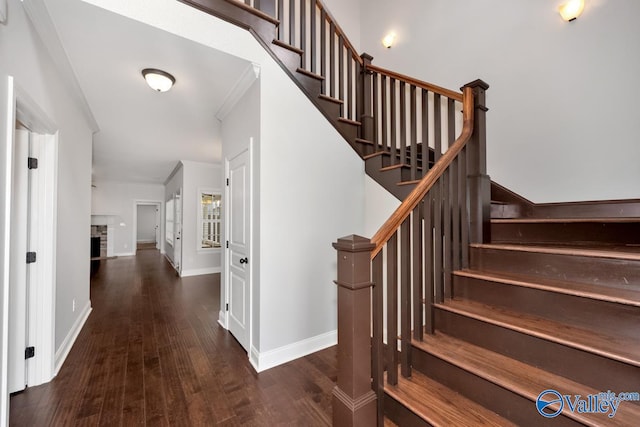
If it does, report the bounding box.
[333,80,490,426]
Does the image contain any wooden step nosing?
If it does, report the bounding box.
[296,67,325,81]
[337,117,362,126]
[363,151,388,160]
[397,180,420,186]
[454,270,640,307]
[354,138,375,145]
[379,163,408,172]
[412,335,640,426]
[434,302,640,367]
[317,94,343,105]
[471,243,640,261]
[272,39,303,55]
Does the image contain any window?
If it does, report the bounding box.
[199,191,221,249]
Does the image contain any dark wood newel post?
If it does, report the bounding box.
[463,79,491,244]
[332,235,377,427]
[359,53,375,142]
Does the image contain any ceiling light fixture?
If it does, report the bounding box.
[558,0,585,22]
[142,68,176,92]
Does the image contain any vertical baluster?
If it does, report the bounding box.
[410,86,417,180]
[372,251,384,424]
[399,81,407,166]
[373,73,379,149]
[433,93,442,160]
[448,98,456,150]
[460,147,470,268]
[277,0,284,41]
[433,178,443,303]
[443,169,452,300]
[381,76,388,154]
[320,9,326,92]
[390,79,397,165]
[412,205,423,341]
[310,0,317,74]
[421,89,430,176]
[347,53,353,120]
[452,157,461,272]
[338,36,344,108]
[424,192,434,334]
[300,0,306,67]
[289,0,295,46]
[400,221,411,378]
[386,232,398,385]
[329,22,335,98]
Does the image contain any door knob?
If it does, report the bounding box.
[239,257,248,264]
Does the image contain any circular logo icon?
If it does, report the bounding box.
[536,389,564,418]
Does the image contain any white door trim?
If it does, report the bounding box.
[15,83,58,388]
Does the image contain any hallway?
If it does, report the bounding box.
[9,251,336,426]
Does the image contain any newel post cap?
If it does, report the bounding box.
[333,235,375,253]
[360,52,374,63]
[462,78,490,92]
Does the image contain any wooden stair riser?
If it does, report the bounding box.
[294,70,323,97]
[269,42,302,73]
[433,308,639,393]
[411,347,582,427]
[452,276,640,338]
[491,222,640,245]
[470,246,640,288]
[335,119,359,142]
[490,203,524,219]
[316,96,342,119]
[384,396,431,427]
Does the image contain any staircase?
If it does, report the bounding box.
[178,1,640,425]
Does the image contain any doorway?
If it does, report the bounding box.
[133,202,161,253]
[1,76,58,419]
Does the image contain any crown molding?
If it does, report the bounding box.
[215,62,260,121]
[21,0,99,132]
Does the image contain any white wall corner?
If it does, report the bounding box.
[54,301,92,375]
[180,266,221,277]
[215,62,260,121]
[250,330,337,373]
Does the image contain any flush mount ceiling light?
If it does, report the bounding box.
[382,32,396,49]
[141,68,175,92]
[558,0,585,22]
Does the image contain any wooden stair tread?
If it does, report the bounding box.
[383,418,399,427]
[271,39,303,55]
[435,298,640,366]
[379,163,408,172]
[337,117,361,126]
[397,179,420,186]
[492,217,640,224]
[413,333,640,426]
[385,369,515,427]
[455,269,640,307]
[354,137,375,145]
[363,151,387,160]
[318,93,343,104]
[471,242,640,261]
[296,67,324,81]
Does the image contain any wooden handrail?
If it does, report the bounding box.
[221,0,281,25]
[370,86,474,258]
[316,0,363,65]
[366,64,463,102]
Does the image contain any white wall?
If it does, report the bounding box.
[322,0,361,51]
[180,160,222,276]
[136,204,157,242]
[358,0,640,203]
[91,181,164,256]
[0,0,94,358]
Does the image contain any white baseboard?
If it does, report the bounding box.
[218,310,227,329]
[249,330,337,373]
[181,266,221,277]
[114,251,135,257]
[54,301,92,375]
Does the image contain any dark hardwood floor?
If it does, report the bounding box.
[10,250,336,426]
